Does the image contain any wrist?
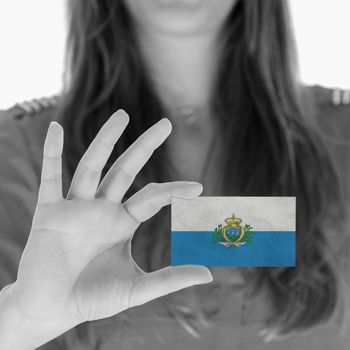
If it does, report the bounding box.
[0,283,34,349]
[0,282,71,349]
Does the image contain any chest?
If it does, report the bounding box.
[165,119,224,195]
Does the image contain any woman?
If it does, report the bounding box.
[0,0,349,349]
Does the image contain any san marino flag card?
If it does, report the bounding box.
[171,197,296,267]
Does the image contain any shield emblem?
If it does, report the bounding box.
[222,226,245,243]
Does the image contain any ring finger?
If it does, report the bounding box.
[66,110,129,200]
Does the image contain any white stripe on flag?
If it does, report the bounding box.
[171,196,295,231]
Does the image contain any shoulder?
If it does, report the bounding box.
[0,95,59,125]
[307,84,350,108]
[0,95,60,148]
[0,96,73,197]
[304,84,350,140]
[0,96,61,181]
[305,85,350,202]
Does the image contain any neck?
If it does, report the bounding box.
[135,28,220,115]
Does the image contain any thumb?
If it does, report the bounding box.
[130,265,213,307]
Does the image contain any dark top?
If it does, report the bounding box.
[0,86,349,350]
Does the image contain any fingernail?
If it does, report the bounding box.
[49,121,61,129]
[48,121,63,137]
[188,182,203,194]
[198,267,213,284]
[113,110,129,123]
[203,273,213,283]
[187,182,202,186]
[157,118,172,134]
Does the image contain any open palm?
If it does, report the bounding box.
[11,110,212,345]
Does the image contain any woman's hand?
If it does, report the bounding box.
[0,110,212,349]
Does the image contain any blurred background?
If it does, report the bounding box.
[0,0,349,109]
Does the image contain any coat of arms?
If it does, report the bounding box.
[213,214,255,247]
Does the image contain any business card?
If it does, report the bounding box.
[171,196,296,267]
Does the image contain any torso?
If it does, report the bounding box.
[1,87,350,349]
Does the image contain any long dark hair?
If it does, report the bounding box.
[57,0,347,345]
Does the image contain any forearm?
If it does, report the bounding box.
[0,283,70,350]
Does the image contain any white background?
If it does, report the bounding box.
[0,0,349,109]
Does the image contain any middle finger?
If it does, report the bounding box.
[67,110,129,200]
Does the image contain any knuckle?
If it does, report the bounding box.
[42,174,61,182]
[79,163,101,174]
[70,189,92,200]
[95,134,114,149]
[43,154,60,161]
[161,267,172,282]
[136,135,155,153]
[115,165,135,181]
[127,279,136,308]
[147,201,160,214]
[141,142,154,154]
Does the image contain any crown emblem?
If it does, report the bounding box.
[213,214,255,247]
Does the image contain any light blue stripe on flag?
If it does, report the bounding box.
[171,231,296,266]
